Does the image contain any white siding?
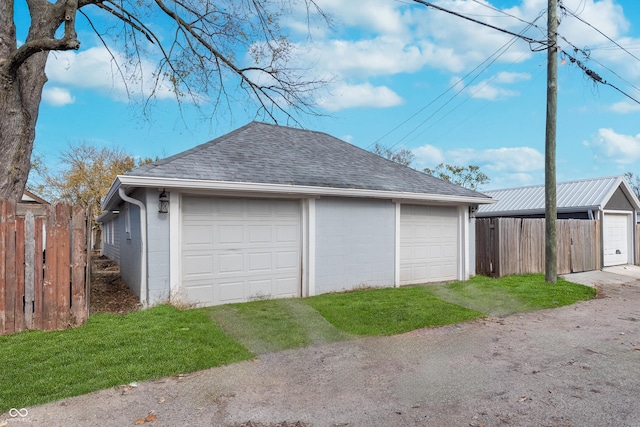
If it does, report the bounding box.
[315,198,395,294]
[101,217,120,263]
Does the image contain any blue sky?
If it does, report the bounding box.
[24,0,640,190]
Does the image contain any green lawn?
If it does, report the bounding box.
[429,274,597,316]
[0,305,252,413]
[0,274,596,413]
[304,285,484,336]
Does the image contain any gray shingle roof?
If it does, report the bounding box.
[128,121,488,199]
[477,175,639,216]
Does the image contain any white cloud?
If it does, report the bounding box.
[42,86,75,106]
[610,100,640,114]
[586,128,640,164]
[412,144,544,189]
[316,82,403,112]
[45,46,177,102]
[412,144,445,169]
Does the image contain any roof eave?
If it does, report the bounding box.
[112,175,495,205]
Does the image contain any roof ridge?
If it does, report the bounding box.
[485,175,622,193]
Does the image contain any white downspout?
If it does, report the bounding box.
[119,188,148,306]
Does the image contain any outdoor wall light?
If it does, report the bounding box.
[158,189,169,213]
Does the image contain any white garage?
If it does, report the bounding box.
[99,122,492,307]
[181,196,301,305]
[400,205,459,284]
[603,212,632,267]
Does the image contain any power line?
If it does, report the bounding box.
[560,48,640,105]
[559,0,640,63]
[372,8,545,150]
[412,0,547,48]
[471,0,547,37]
[559,35,640,96]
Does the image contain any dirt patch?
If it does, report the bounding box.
[89,255,140,315]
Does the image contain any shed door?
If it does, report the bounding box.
[603,213,630,266]
[400,205,459,284]
[181,196,301,306]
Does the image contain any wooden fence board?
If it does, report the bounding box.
[71,205,87,324]
[55,204,71,328]
[15,217,26,333]
[33,216,45,330]
[43,204,58,330]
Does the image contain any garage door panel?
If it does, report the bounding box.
[248,252,272,272]
[218,253,244,273]
[248,225,272,243]
[277,277,299,296]
[217,199,244,216]
[219,281,244,302]
[183,284,214,304]
[183,198,214,215]
[276,225,298,242]
[183,254,213,277]
[248,279,271,296]
[182,196,301,306]
[276,251,298,269]
[218,225,244,244]
[183,225,213,248]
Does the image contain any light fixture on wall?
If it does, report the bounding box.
[158,189,169,213]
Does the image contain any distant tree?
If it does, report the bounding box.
[424,163,490,190]
[28,142,154,220]
[624,172,640,199]
[371,143,415,167]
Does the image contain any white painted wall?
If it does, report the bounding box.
[314,198,395,294]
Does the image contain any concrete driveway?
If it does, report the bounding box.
[3,268,640,427]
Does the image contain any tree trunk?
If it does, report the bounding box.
[0,52,48,201]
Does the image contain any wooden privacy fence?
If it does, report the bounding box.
[0,200,90,336]
[476,217,601,277]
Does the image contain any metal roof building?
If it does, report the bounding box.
[477,175,640,266]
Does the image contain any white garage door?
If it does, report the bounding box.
[181,197,301,306]
[400,205,459,284]
[603,213,630,267]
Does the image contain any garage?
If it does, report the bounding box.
[603,212,631,267]
[400,205,459,284]
[181,196,301,306]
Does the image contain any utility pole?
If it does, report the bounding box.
[545,0,558,283]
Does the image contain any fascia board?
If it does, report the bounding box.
[101,177,123,211]
[116,175,496,205]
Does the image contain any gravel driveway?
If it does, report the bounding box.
[3,267,640,427]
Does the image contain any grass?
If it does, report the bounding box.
[304,286,485,336]
[0,305,252,413]
[209,298,352,354]
[0,274,596,413]
[429,274,597,316]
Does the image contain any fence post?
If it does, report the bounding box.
[2,201,16,335]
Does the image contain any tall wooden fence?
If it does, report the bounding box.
[476,217,601,277]
[0,200,90,336]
